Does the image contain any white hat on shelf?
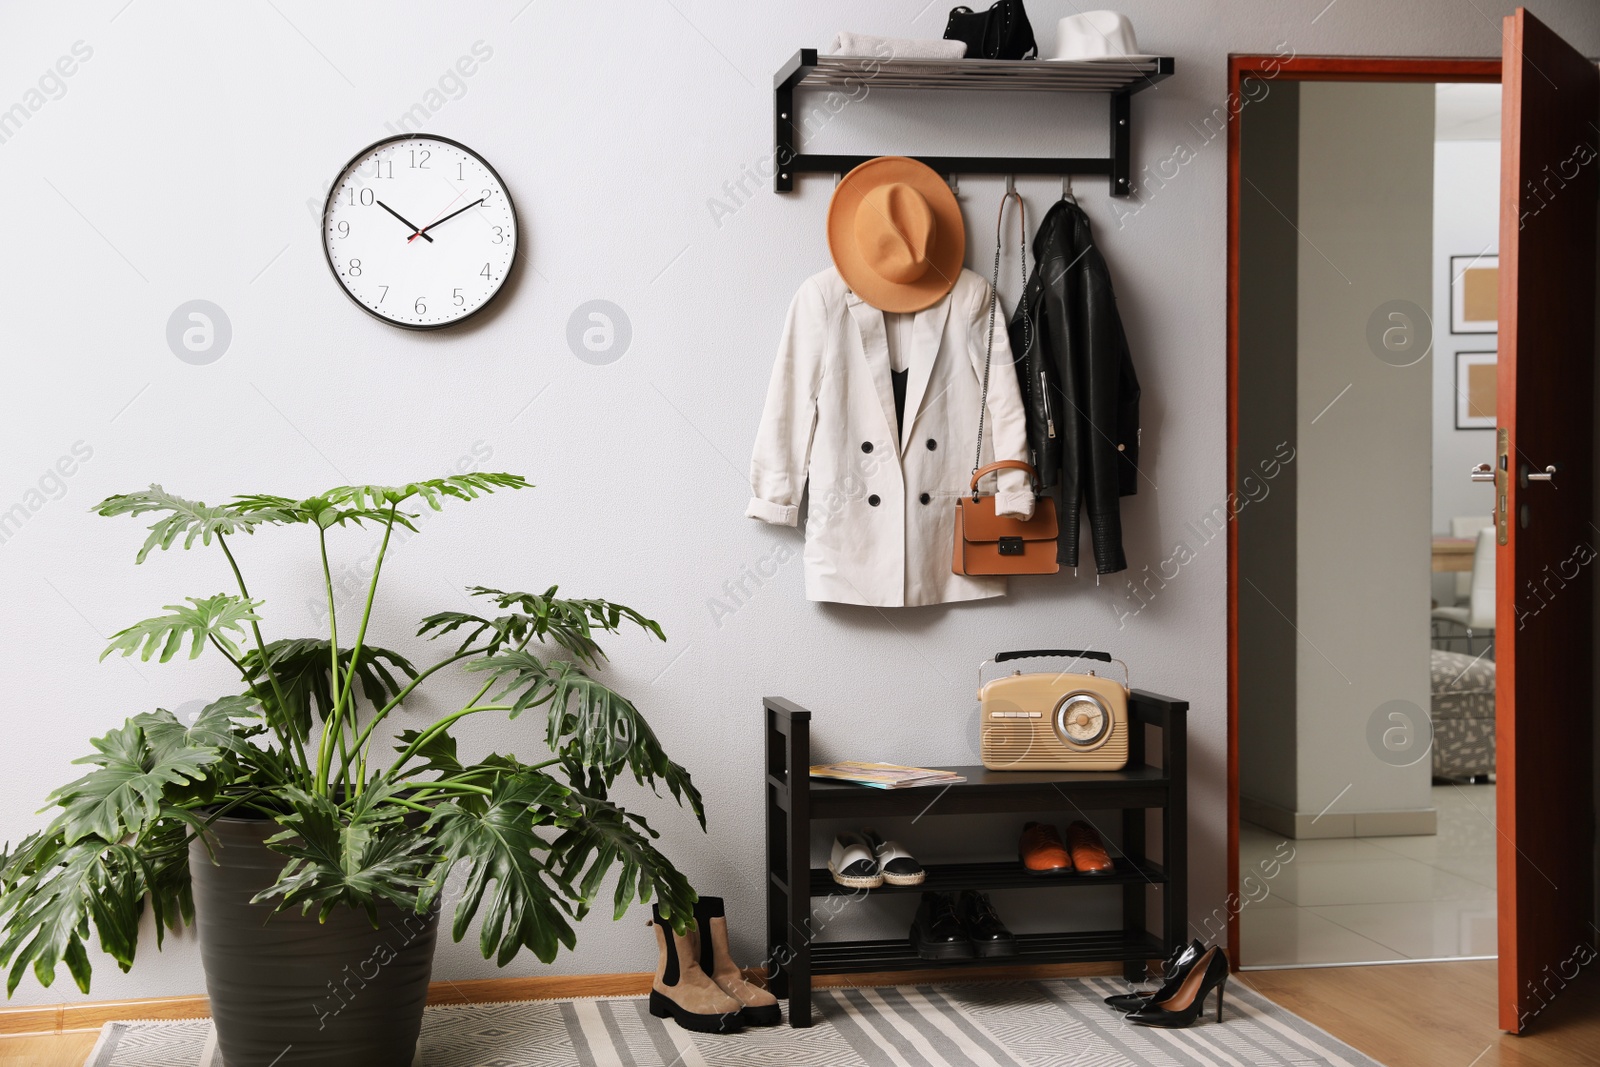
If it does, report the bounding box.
[1046,11,1160,62]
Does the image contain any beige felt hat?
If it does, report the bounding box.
[826,156,965,313]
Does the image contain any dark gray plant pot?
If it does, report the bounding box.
[189,815,438,1067]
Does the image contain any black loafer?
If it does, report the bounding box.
[910,892,973,960]
[957,890,1017,958]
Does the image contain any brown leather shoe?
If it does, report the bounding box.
[1067,821,1114,874]
[648,906,744,1034]
[1019,821,1073,874]
[695,897,782,1026]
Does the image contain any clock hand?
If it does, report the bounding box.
[407,198,487,242]
[375,200,434,243]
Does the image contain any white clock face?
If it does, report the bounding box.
[322,135,517,329]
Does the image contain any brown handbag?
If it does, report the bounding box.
[954,188,1060,577]
[954,461,1060,575]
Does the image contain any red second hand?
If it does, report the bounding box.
[408,190,468,243]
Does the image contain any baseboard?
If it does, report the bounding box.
[1240,793,1437,839]
[0,961,1128,1036]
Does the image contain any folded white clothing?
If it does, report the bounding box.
[828,31,967,60]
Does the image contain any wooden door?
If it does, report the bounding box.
[1495,7,1599,1034]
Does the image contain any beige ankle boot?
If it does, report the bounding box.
[648,905,744,1034]
[694,896,782,1027]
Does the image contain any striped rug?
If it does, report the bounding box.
[85,978,1386,1066]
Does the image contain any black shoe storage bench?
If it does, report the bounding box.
[762,693,1188,1028]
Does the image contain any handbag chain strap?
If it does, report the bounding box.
[972,187,1028,500]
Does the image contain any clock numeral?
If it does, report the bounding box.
[453,288,465,307]
[373,160,393,179]
[346,187,374,207]
[410,149,431,169]
[456,161,464,180]
[414,297,427,315]
[492,226,505,244]
[378,285,389,303]
[336,220,350,238]
[480,263,491,279]
[348,258,362,277]
[481,188,493,203]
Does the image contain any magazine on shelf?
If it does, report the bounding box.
[808,761,966,789]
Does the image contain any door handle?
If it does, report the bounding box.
[1470,463,1495,483]
[1523,464,1557,485]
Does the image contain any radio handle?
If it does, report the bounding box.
[995,649,1110,664]
[979,650,1130,695]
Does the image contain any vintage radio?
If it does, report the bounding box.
[978,649,1130,771]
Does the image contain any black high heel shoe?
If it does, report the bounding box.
[1103,939,1205,1012]
[1126,945,1230,1028]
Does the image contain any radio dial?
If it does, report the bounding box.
[1054,694,1109,747]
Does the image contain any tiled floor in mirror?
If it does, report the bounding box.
[1239,784,1497,966]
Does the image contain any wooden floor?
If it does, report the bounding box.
[0,1029,96,1067]
[2,961,1596,1066]
[1239,960,1600,1067]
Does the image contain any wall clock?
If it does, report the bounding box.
[322,134,517,330]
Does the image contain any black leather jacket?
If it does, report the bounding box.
[1007,200,1140,574]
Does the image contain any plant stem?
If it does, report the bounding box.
[345,646,488,759]
[400,780,493,798]
[318,526,351,779]
[358,671,495,787]
[319,504,397,795]
[217,533,309,781]
[385,703,513,780]
[208,636,305,777]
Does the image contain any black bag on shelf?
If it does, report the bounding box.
[943,1,1037,60]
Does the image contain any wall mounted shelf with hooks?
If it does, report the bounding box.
[773,49,1174,196]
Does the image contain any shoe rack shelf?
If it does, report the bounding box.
[806,857,1167,897]
[772,49,1176,195]
[763,692,1188,1028]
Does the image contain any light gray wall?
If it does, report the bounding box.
[1295,81,1436,821]
[1235,80,1300,816]
[2,0,1599,1007]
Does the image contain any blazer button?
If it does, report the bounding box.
[926,439,937,451]
[861,441,874,453]
[919,492,931,505]
[868,494,881,507]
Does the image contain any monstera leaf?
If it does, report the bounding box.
[46,721,218,845]
[420,586,662,664]
[239,639,417,735]
[0,838,147,994]
[93,486,282,563]
[232,475,528,534]
[133,819,196,949]
[136,696,261,758]
[232,493,410,531]
[422,772,577,965]
[325,474,530,513]
[101,595,262,663]
[256,784,435,922]
[550,796,697,928]
[392,728,462,777]
[463,651,703,826]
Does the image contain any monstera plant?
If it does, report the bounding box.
[0,475,701,1063]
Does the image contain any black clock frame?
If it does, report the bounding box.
[321,133,519,332]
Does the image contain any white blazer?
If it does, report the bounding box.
[747,267,1034,607]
